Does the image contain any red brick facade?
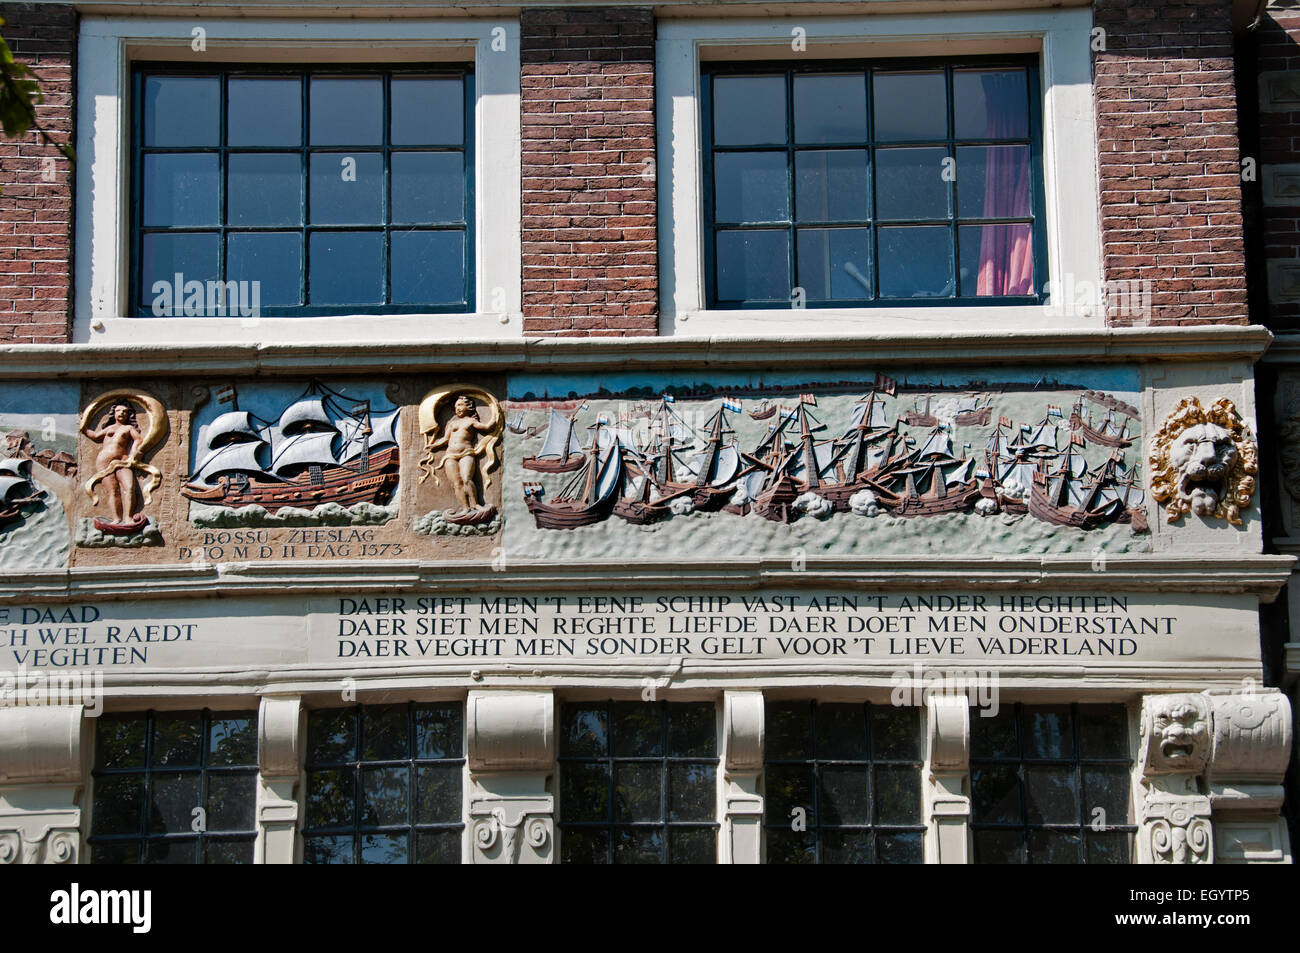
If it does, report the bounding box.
[0,2,74,344]
[1093,0,1249,326]
[520,8,658,336]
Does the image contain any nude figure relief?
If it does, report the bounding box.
[79,390,167,537]
[417,385,503,529]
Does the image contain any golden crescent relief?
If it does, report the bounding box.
[417,384,503,488]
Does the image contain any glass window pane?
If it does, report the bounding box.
[306,767,355,828]
[391,77,463,146]
[795,150,869,223]
[797,227,871,301]
[561,706,608,757]
[142,154,220,227]
[765,828,816,864]
[953,69,1029,140]
[560,762,610,823]
[874,764,921,826]
[613,826,664,863]
[414,704,463,759]
[151,713,202,767]
[307,708,356,764]
[610,702,663,757]
[714,152,789,224]
[764,702,812,761]
[140,233,220,311]
[873,70,947,142]
[416,830,461,864]
[669,827,716,864]
[613,762,663,822]
[1022,706,1074,760]
[228,153,303,227]
[144,76,219,147]
[793,73,866,144]
[1028,828,1082,864]
[92,775,143,835]
[956,145,1030,219]
[764,763,815,826]
[815,703,867,759]
[1025,765,1080,825]
[1078,705,1129,759]
[208,715,257,766]
[971,764,1021,824]
[872,708,921,761]
[148,772,200,833]
[876,225,952,298]
[92,841,141,864]
[361,832,409,864]
[971,707,1018,759]
[959,224,1033,297]
[875,147,949,220]
[561,828,609,864]
[390,230,465,306]
[204,837,254,864]
[206,773,256,832]
[310,77,383,145]
[716,229,790,302]
[228,77,302,147]
[1082,766,1130,826]
[668,763,715,822]
[391,152,464,224]
[304,834,354,864]
[820,830,872,864]
[309,153,383,226]
[877,831,924,864]
[712,75,786,146]
[308,232,384,306]
[361,765,409,827]
[416,765,461,824]
[145,838,198,864]
[226,233,302,308]
[974,829,1024,864]
[96,715,147,770]
[668,703,716,758]
[819,764,870,825]
[1086,830,1132,864]
[361,705,409,762]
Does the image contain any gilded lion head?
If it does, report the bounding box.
[1148,397,1257,526]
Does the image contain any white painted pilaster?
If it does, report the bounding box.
[466,690,554,864]
[256,695,302,865]
[925,696,970,864]
[721,690,763,864]
[0,705,85,865]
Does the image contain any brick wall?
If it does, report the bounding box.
[1254,4,1300,329]
[0,2,74,344]
[520,8,657,336]
[1093,0,1248,326]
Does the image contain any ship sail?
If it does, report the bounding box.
[945,458,976,486]
[537,409,583,460]
[205,411,263,449]
[337,408,400,463]
[191,441,273,485]
[0,457,31,479]
[915,430,953,460]
[270,431,341,477]
[278,397,334,433]
[0,474,34,501]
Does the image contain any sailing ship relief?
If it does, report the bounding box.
[512,386,1148,535]
[0,457,45,529]
[182,383,400,512]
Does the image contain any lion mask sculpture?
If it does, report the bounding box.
[1149,397,1257,526]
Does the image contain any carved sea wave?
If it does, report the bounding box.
[190,500,398,528]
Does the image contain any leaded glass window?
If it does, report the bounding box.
[133,66,474,316]
[89,709,258,863]
[559,701,719,863]
[303,703,464,864]
[764,701,924,863]
[702,58,1045,307]
[970,703,1134,863]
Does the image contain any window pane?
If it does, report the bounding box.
[795,150,869,223]
[141,233,220,310]
[793,73,866,144]
[668,827,716,864]
[208,715,257,766]
[668,703,716,758]
[561,829,609,864]
[561,706,608,758]
[144,76,219,147]
[873,70,947,142]
[416,765,461,824]
[1022,707,1074,760]
[207,773,256,831]
[362,705,409,762]
[1082,766,1130,826]
[151,713,203,767]
[392,152,464,224]
[1078,705,1129,759]
[764,702,811,761]
[956,145,1030,219]
[764,763,815,825]
[310,77,383,145]
[362,832,409,864]
[971,764,1021,824]
[308,232,384,306]
[874,764,921,825]
[613,827,664,864]
[390,230,465,306]
[145,838,197,864]
[713,75,786,146]
[561,762,610,823]
[304,834,354,864]
[307,708,356,763]
[142,154,220,227]
[877,225,952,298]
[148,772,200,833]
[361,765,410,827]
[414,705,463,759]
[307,768,355,828]
[797,228,871,300]
[766,828,816,864]
[227,233,302,307]
[228,153,303,227]
[877,831,924,864]
[819,764,870,824]
[1086,830,1132,864]
[713,152,788,224]
[959,224,1034,297]
[667,763,715,822]
[716,230,790,302]
[611,702,663,757]
[1028,828,1082,864]
[228,77,302,147]
[92,776,143,835]
[93,841,141,864]
[1025,765,1079,825]
[953,69,1029,140]
[971,707,1018,759]
[875,147,949,220]
[391,77,463,146]
[820,830,872,864]
[96,715,147,770]
[815,703,867,759]
[310,153,383,226]
[204,837,254,864]
[974,829,1024,864]
[416,830,461,864]
[613,762,663,822]
[872,708,921,761]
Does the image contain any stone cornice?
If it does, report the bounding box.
[2,554,1293,603]
[0,325,1275,378]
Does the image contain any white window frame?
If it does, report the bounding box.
[75,16,522,345]
[656,10,1104,335]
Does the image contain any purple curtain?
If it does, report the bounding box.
[976,74,1033,296]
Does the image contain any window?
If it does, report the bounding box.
[89,710,258,863]
[303,703,464,864]
[970,703,1133,863]
[702,58,1044,309]
[132,65,474,317]
[559,701,718,863]
[763,701,923,863]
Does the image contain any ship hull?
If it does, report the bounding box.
[954,407,992,427]
[1079,423,1131,448]
[612,498,669,525]
[1026,482,1106,530]
[521,454,585,474]
[0,491,47,529]
[882,482,983,518]
[525,492,617,530]
[748,406,776,421]
[181,446,399,512]
[752,477,800,523]
[903,413,939,427]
